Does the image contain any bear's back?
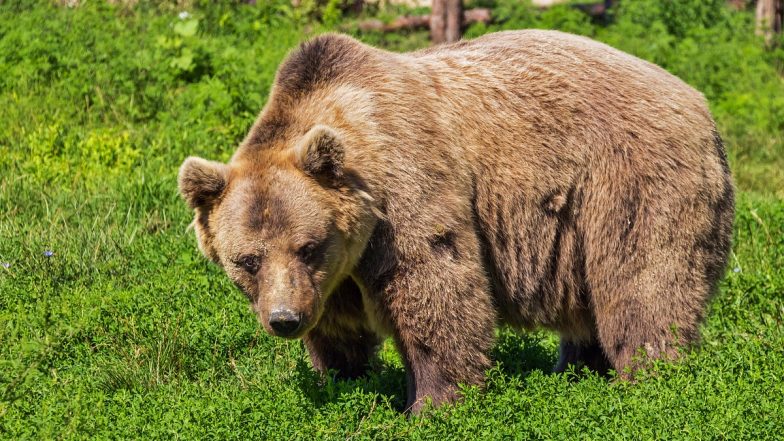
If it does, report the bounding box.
[403,30,713,161]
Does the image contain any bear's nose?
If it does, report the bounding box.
[269,309,302,336]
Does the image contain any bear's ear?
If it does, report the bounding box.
[178,156,229,209]
[293,125,345,183]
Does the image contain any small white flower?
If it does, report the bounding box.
[733,267,741,273]
[178,11,191,20]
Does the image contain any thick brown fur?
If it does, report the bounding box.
[178,31,734,413]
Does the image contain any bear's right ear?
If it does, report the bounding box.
[293,125,345,183]
[178,157,229,209]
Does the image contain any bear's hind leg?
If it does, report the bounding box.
[582,169,730,378]
[591,278,705,378]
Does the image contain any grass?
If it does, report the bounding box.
[1,1,783,439]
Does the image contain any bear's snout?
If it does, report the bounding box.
[268,308,303,337]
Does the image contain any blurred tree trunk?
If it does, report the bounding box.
[431,0,446,43]
[445,0,463,42]
[756,0,783,44]
[431,0,463,44]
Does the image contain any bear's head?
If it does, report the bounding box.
[178,125,378,338]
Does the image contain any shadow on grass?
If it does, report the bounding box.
[293,328,562,411]
[491,328,559,377]
[294,355,409,411]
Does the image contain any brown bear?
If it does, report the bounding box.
[178,30,734,413]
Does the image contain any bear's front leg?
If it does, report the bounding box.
[304,327,379,380]
[303,278,380,380]
[384,252,496,413]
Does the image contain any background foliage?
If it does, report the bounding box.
[0,0,782,438]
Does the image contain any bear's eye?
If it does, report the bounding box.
[237,255,260,274]
[297,241,319,264]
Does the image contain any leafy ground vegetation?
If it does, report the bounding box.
[1,0,783,438]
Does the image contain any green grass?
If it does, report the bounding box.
[1,1,783,439]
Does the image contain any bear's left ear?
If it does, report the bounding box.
[294,125,345,183]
